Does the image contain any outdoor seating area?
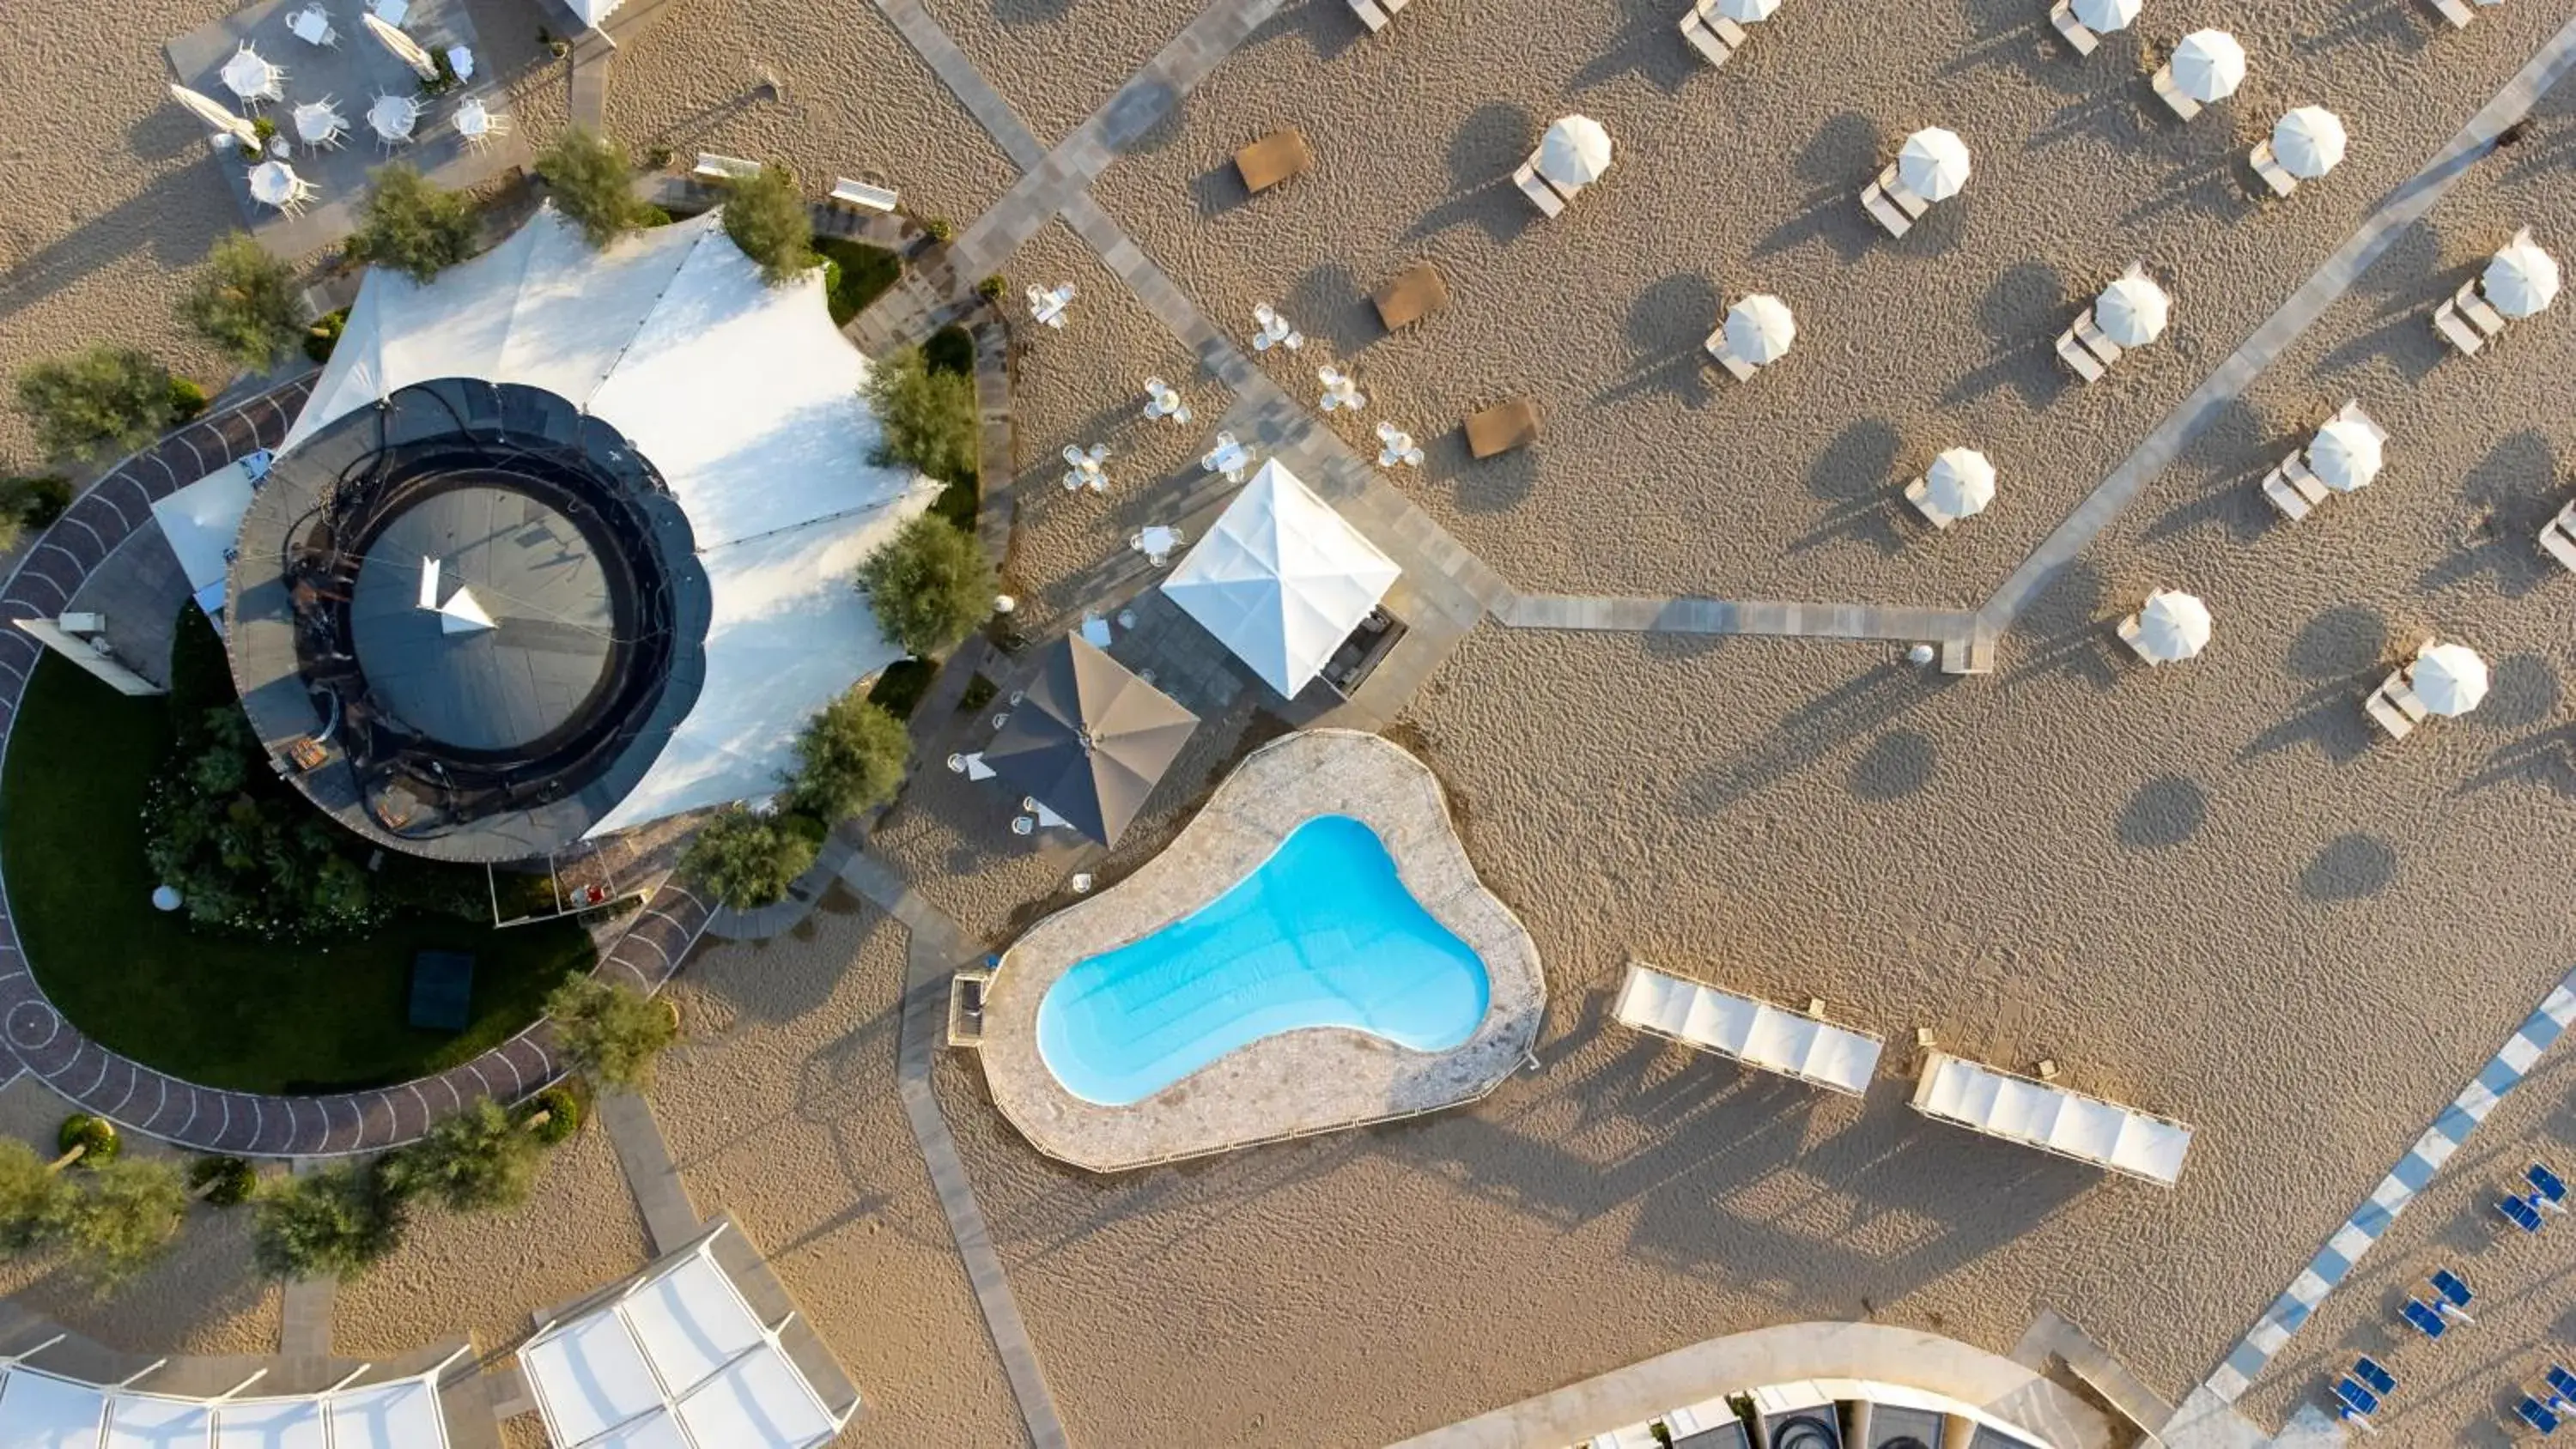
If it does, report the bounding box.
[1235,128,1313,194]
[1911,1052,2194,1186]
[1612,961,1883,1096]
[1859,126,1970,239]
[2055,263,2169,382]
[977,634,1199,845]
[1515,114,1612,217]
[2261,400,2386,522]
[1161,458,1403,700]
[2432,227,2559,355]
[2362,639,2488,740]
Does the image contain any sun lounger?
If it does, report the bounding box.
[2428,1267,2476,1322]
[2250,140,2299,197]
[2401,1298,2448,1339]
[1680,3,1748,65]
[829,177,899,213]
[1613,961,1885,1095]
[2050,0,2102,53]
[2429,0,2476,27]
[1514,156,1571,216]
[2431,298,2488,355]
[1348,0,1407,33]
[2530,1161,2569,1210]
[2548,1364,2576,1405]
[1372,262,1450,330]
[2151,64,2202,120]
[2363,669,2432,740]
[2536,502,2576,572]
[2459,278,2510,333]
[1464,398,1540,458]
[2333,1376,2380,1428]
[2518,1395,2561,1436]
[691,152,761,184]
[1704,327,1759,380]
[1236,128,1313,193]
[2354,1357,2397,1396]
[2260,461,2329,521]
[1860,163,1931,238]
[2056,306,2123,382]
[2499,1191,2547,1233]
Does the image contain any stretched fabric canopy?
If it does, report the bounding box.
[1613,961,1882,1095]
[1912,1052,2192,1185]
[0,1355,457,1448]
[985,634,1200,844]
[1163,459,1401,699]
[276,206,939,838]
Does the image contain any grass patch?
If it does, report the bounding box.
[865,658,938,720]
[0,620,596,1094]
[817,238,902,327]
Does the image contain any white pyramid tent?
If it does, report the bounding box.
[278,204,940,837]
[1162,459,1402,699]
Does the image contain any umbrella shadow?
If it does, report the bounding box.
[1568,0,1702,95]
[2311,0,2428,51]
[1789,418,1907,555]
[2241,605,2390,762]
[2415,431,2561,602]
[2141,395,2279,545]
[1944,261,2071,408]
[1596,271,1720,408]
[1753,112,1884,264]
[1674,662,1935,815]
[1406,103,1541,246]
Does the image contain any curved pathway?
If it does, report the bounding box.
[0,377,714,1157]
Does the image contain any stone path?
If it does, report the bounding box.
[597,1087,703,1255]
[871,0,1047,170]
[836,851,1069,1449]
[1502,593,1976,644]
[279,1161,337,1358]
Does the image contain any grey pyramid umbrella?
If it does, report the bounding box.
[984,634,1200,844]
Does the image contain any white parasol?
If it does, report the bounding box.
[2410,642,2488,717]
[363,12,440,82]
[2308,418,2383,493]
[1537,115,1613,189]
[1724,294,1796,365]
[170,84,258,147]
[1924,448,1997,519]
[2170,30,2246,105]
[2484,230,2560,319]
[1898,128,1972,203]
[2070,0,2142,33]
[2272,106,2347,180]
[2133,590,2212,662]
[2096,268,2171,347]
[1715,0,1783,19]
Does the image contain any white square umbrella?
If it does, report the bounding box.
[2170,29,2246,104]
[2486,230,2560,318]
[1724,294,1796,365]
[2271,106,2347,179]
[1898,128,1971,202]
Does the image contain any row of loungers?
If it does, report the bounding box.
[1613,961,2194,1186]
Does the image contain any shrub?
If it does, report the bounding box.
[923,324,975,378]
[545,976,678,1091]
[15,475,69,527]
[57,1159,185,1292]
[855,513,993,658]
[976,274,1005,301]
[386,1099,538,1213]
[145,705,378,940]
[720,164,814,286]
[864,345,977,486]
[303,307,347,363]
[785,688,911,821]
[680,807,820,912]
[815,239,900,326]
[537,127,650,249]
[920,215,955,243]
[15,347,179,462]
[251,1162,404,1280]
[57,1115,119,1168]
[0,1141,65,1252]
[345,164,477,282]
[167,378,209,422]
[643,144,675,170]
[519,1085,581,1144]
[866,658,937,720]
[187,1155,257,1207]
[179,233,305,368]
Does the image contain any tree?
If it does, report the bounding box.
[386,1099,538,1214]
[178,233,304,367]
[0,1141,65,1252]
[863,345,977,486]
[720,165,813,286]
[785,688,910,822]
[345,164,477,282]
[250,1162,405,1281]
[679,807,820,912]
[546,976,678,1091]
[15,347,178,463]
[856,513,993,658]
[537,127,648,248]
[57,1160,185,1292]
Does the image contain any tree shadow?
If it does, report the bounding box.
[1945,261,2069,407]
[1753,112,1884,264]
[0,178,228,327]
[1407,103,1540,246]
[2117,774,2208,849]
[1790,418,1906,555]
[2299,833,2398,901]
[1597,271,1720,408]
[2142,395,2281,544]
[2416,431,2560,601]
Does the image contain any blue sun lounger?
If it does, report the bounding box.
[2428,1266,2476,1321]
[2549,1364,2576,1408]
[2402,1298,2448,1339]
[2334,1375,2381,1427]
[2500,1191,2548,1233]
[2518,1395,2562,1435]
[2354,1356,2397,1396]
[2532,1161,2569,1210]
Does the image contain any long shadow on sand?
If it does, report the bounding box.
[1597,272,1721,409]
[1790,418,1906,556]
[2141,395,2279,546]
[1568,0,1702,97]
[2239,603,2390,763]
[2002,558,2122,692]
[1408,103,1543,246]
[1945,261,2070,408]
[1753,112,1884,265]
[1674,663,1941,815]
[2417,431,2561,603]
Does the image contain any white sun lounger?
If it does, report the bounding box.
[1513,155,1571,217]
[829,177,899,213]
[1912,1051,2192,1186]
[2250,140,2299,197]
[691,152,760,184]
[1703,327,1757,380]
[2055,306,2122,382]
[2428,0,2500,27]
[2149,64,2203,120]
[1680,2,1747,65]
[1349,0,1406,33]
[1613,961,1883,1095]
[2049,0,2102,54]
[1860,163,1931,238]
[2538,500,2576,572]
[2433,276,2511,355]
[2364,669,2432,739]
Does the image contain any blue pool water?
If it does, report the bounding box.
[1036,814,1492,1106]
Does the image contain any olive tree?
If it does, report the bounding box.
[679,808,820,912]
[537,127,651,248]
[544,976,678,1091]
[855,513,993,658]
[785,688,910,822]
[863,345,977,486]
[57,1160,186,1292]
[178,233,305,367]
[720,164,813,285]
[386,1099,538,1213]
[15,347,179,462]
[250,1162,405,1281]
[345,164,477,282]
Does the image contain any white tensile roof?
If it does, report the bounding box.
[1162,458,1401,699]
[278,205,939,838]
[1911,1051,2193,1186]
[1613,961,1883,1096]
[0,1354,456,1449]
[152,458,259,619]
[519,1235,848,1449]
[567,0,626,21]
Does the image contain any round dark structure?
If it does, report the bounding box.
[226,379,714,864]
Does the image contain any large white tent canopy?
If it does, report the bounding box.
[519,1232,850,1449]
[152,458,259,621]
[0,1350,458,1449]
[1912,1052,2193,1185]
[276,206,938,837]
[1162,459,1401,699]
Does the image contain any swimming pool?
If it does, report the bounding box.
[1036,814,1493,1106]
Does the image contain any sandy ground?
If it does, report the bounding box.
[920,0,1208,145]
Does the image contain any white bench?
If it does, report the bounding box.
[690,153,760,183]
[829,177,899,213]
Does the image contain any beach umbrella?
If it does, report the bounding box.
[1723,294,1796,365]
[2170,29,2246,105]
[1898,127,1972,203]
[1924,448,1996,520]
[2070,0,2142,34]
[2096,269,2170,347]
[2307,418,2383,493]
[218,45,282,106]
[983,634,1200,845]
[364,13,440,82]
[2133,590,2212,663]
[1715,0,1783,20]
[2485,231,2560,318]
[2272,106,2347,180]
[169,84,258,147]
[2410,642,2488,717]
[1537,115,1613,189]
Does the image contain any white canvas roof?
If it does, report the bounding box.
[520,1235,848,1449]
[153,461,257,601]
[0,1358,455,1449]
[1912,1052,2192,1186]
[1613,962,1882,1095]
[567,0,626,22]
[275,206,939,837]
[1162,459,1400,698]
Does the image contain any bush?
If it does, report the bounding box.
[545,976,678,1090]
[144,705,377,940]
[680,807,820,912]
[167,378,208,422]
[15,475,69,527]
[864,344,977,487]
[188,1155,257,1207]
[15,347,179,462]
[345,164,477,282]
[179,233,306,368]
[386,1099,538,1213]
[976,274,1005,301]
[816,238,900,326]
[866,658,937,720]
[643,144,675,171]
[720,164,813,286]
[785,687,911,821]
[0,1141,65,1252]
[957,675,998,714]
[519,1085,581,1144]
[920,215,955,243]
[251,1162,405,1281]
[537,127,650,249]
[923,324,975,378]
[303,307,347,363]
[57,1159,185,1292]
[856,513,993,658]
[57,1115,119,1168]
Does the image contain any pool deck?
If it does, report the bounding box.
[976,729,1544,1173]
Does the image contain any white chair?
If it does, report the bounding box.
[371,0,409,25]
[287,7,338,47]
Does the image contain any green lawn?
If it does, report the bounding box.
[817,238,903,326]
[0,629,596,1094]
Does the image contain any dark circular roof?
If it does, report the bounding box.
[348,485,617,754]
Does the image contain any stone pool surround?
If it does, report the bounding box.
[977,729,1546,1173]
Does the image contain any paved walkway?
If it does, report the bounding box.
[597,1087,703,1255]
[871,0,1046,170]
[1503,593,1977,645]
